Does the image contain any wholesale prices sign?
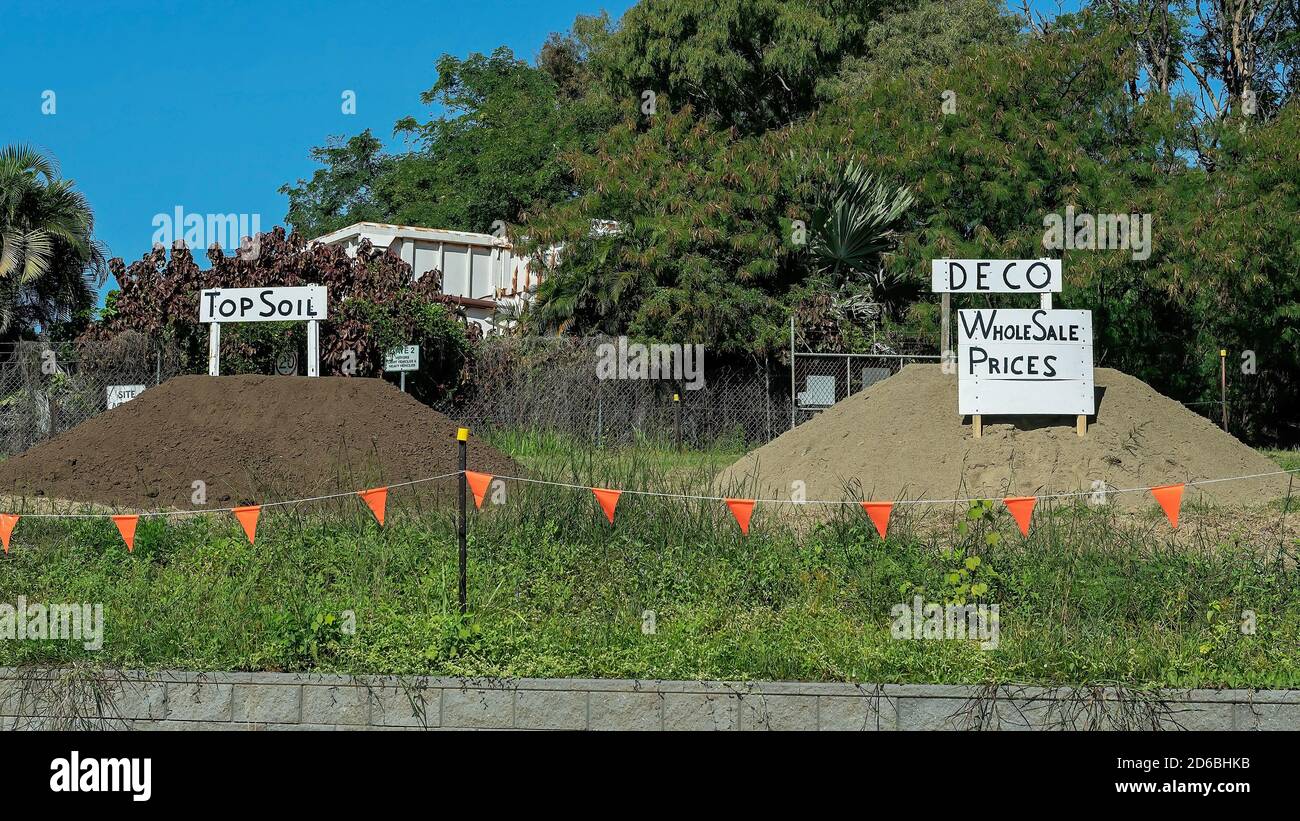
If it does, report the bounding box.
[957,308,1095,416]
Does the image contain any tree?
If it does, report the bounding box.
[385,47,599,233]
[590,0,892,134]
[804,158,914,321]
[0,144,105,337]
[279,130,392,240]
[282,42,615,240]
[823,0,1019,98]
[521,107,794,358]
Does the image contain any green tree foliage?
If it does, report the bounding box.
[279,130,392,240]
[384,47,596,233]
[591,0,891,133]
[281,44,614,240]
[277,0,1300,442]
[522,108,793,357]
[804,158,915,321]
[823,0,1018,97]
[0,144,106,338]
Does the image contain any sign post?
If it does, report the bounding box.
[200,286,328,377]
[384,345,420,392]
[457,427,469,615]
[932,259,1091,437]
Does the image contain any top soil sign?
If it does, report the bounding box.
[200,286,328,323]
[957,308,1095,416]
[932,259,1062,293]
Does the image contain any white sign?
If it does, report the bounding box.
[932,259,1062,293]
[200,286,328,323]
[384,345,420,372]
[201,286,326,378]
[107,384,147,409]
[957,308,1094,416]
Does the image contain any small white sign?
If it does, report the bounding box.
[932,259,1062,293]
[200,286,328,323]
[107,384,147,409]
[384,345,420,372]
[957,308,1094,416]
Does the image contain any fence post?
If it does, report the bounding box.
[789,316,796,431]
[764,361,772,442]
[673,390,682,451]
[457,426,468,615]
[1220,349,1228,431]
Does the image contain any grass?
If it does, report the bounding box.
[1265,448,1300,472]
[1,435,1298,688]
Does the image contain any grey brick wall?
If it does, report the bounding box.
[0,669,1296,730]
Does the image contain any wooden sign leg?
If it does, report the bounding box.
[941,293,951,368]
[973,414,982,439]
[1076,414,1086,437]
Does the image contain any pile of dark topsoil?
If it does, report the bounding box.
[718,365,1289,509]
[0,375,519,510]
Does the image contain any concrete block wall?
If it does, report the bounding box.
[1,669,1296,730]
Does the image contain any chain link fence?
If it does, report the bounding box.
[0,334,186,457]
[430,336,788,449]
[434,335,939,449]
[790,349,940,426]
[0,330,939,456]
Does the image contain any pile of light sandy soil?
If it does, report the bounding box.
[717,365,1290,510]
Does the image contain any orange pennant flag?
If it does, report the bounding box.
[0,514,17,553]
[1151,483,1184,528]
[112,515,139,552]
[861,502,893,539]
[1003,496,1037,537]
[358,487,388,526]
[233,505,261,545]
[725,498,755,536]
[592,487,621,523]
[465,471,494,509]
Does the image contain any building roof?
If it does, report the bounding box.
[311,221,511,248]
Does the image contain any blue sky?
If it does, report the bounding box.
[2,0,636,296]
[4,0,1075,300]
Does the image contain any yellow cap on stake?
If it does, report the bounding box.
[673,393,680,402]
[1220,349,1227,357]
[457,427,469,442]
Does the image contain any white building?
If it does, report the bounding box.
[311,222,548,334]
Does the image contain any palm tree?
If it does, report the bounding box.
[806,157,914,321]
[0,144,106,335]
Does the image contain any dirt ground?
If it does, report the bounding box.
[0,375,518,511]
[717,365,1292,510]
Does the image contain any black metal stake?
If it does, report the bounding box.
[457,427,468,615]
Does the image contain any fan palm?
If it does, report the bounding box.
[808,158,914,279]
[0,144,106,334]
[806,158,914,322]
